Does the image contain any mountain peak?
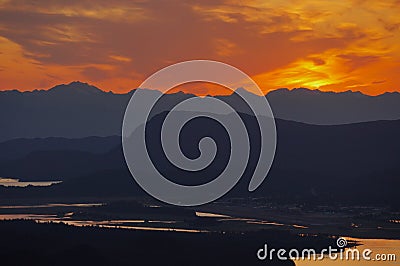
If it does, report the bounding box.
[268,87,369,97]
[48,81,104,95]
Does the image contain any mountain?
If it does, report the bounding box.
[0,136,120,160]
[267,88,400,125]
[47,81,105,95]
[0,116,399,205]
[1,82,400,141]
[0,82,196,142]
[0,82,130,142]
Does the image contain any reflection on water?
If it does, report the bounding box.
[0,203,103,209]
[51,220,206,233]
[0,213,206,233]
[247,220,285,226]
[0,206,398,258]
[295,237,399,266]
[196,212,308,229]
[293,224,308,229]
[0,214,60,220]
[196,212,231,218]
[0,177,61,187]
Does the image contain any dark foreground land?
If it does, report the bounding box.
[0,219,346,266]
[0,114,398,265]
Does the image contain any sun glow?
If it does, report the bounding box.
[0,0,398,95]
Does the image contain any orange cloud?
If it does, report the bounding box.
[0,0,398,95]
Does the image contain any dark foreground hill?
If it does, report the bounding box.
[3,220,341,266]
[0,116,399,205]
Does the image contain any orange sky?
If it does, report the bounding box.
[0,0,399,95]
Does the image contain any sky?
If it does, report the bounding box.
[0,0,399,95]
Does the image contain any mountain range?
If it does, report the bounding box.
[1,81,400,141]
[0,115,399,205]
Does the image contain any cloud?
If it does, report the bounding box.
[337,54,381,69]
[0,0,398,94]
[109,55,132,62]
[213,38,241,57]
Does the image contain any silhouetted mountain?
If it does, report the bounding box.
[0,82,130,141]
[1,82,400,141]
[0,149,123,181]
[0,136,120,160]
[48,81,105,95]
[267,88,400,125]
[1,116,399,205]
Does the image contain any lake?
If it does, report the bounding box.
[0,177,61,187]
[295,237,399,265]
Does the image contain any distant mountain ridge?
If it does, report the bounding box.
[0,117,399,205]
[267,88,400,125]
[1,81,400,141]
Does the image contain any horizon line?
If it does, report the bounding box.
[0,80,399,98]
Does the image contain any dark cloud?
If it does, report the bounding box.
[337,54,380,69]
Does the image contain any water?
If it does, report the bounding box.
[0,203,103,209]
[195,211,230,218]
[0,208,397,255]
[197,212,305,228]
[52,220,206,233]
[0,213,205,233]
[295,237,399,266]
[196,213,399,265]
[0,177,61,187]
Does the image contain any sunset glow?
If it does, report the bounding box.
[0,0,399,95]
